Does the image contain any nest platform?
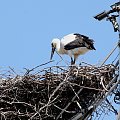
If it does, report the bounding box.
[0,64,118,120]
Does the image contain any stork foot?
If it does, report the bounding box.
[71,61,75,65]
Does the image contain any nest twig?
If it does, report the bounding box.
[0,64,117,120]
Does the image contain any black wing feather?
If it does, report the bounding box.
[64,33,96,50]
[64,39,86,50]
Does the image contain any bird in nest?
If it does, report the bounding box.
[50,33,96,65]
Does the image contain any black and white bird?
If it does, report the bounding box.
[50,33,96,65]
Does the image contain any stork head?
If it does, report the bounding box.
[50,38,60,60]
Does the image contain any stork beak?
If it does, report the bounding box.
[50,46,56,60]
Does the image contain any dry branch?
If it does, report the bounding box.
[0,64,118,120]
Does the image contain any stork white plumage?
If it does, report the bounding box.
[50,33,96,65]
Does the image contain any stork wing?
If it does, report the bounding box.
[64,33,96,50]
[64,39,85,50]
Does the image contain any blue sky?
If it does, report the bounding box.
[0,0,119,119]
[0,0,119,69]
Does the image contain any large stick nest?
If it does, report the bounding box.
[0,64,117,120]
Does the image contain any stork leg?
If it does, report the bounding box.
[73,54,78,65]
[73,58,76,64]
[71,57,75,65]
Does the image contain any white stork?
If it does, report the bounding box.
[50,33,96,65]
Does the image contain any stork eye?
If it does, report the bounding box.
[51,43,54,47]
[51,43,56,48]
